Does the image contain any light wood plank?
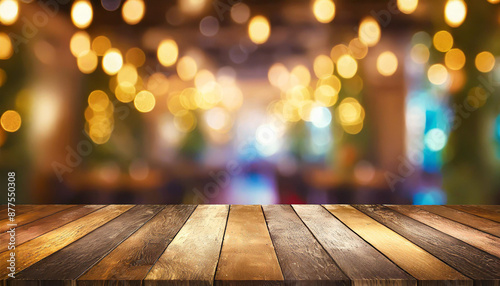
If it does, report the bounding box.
[355,205,500,285]
[263,205,349,286]
[389,205,500,258]
[144,205,228,286]
[293,205,415,286]
[447,205,500,223]
[0,205,104,252]
[0,205,133,279]
[0,205,61,231]
[215,205,283,285]
[418,205,500,237]
[77,205,196,286]
[324,205,471,286]
[14,205,164,282]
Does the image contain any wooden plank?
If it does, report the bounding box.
[263,205,349,286]
[14,205,164,282]
[324,205,471,286]
[292,205,415,286]
[144,205,229,286]
[0,205,53,229]
[418,205,500,237]
[355,205,500,284]
[215,205,283,285]
[447,205,500,223]
[389,205,500,258]
[0,205,76,232]
[0,205,104,253]
[77,205,196,286]
[0,205,133,279]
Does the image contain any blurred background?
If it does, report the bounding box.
[0,0,500,205]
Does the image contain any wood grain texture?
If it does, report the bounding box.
[418,205,500,237]
[389,205,500,258]
[355,205,500,284]
[14,205,164,282]
[324,205,471,286]
[0,205,104,252]
[292,205,415,286]
[0,205,133,279]
[447,205,500,223]
[215,205,283,286]
[144,205,229,286]
[263,205,348,286]
[0,205,70,231]
[77,205,196,286]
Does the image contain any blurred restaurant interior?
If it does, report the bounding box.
[0,0,500,205]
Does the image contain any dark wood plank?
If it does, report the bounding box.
[0,205,104,252]
[355,205,500,284]
[389,205,500,258]
[144,205,229,286]
[324,205,471,286]
[263,205,349,286]
[418,205,500,237]
[447,205,500,223]
[0,205,133,279]
[77,205,196,286]
[292,205,415,286]
[215,205,284,285]
[14,205,164,282]
[0,205,66,231]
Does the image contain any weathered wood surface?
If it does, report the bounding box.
[0,204,499,285]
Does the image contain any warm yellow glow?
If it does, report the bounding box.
[180,88,199,110]
[0,33,13,60]
[248,16,271,44]
[445,0,467,28]
[445,48,466,70]
[397,0,418,14]
[174,110,197,132]
[376,51,398,76]
[122,0,145,25]
[315,85,338,107]
[92,36,111,56]
[115,82,136,103]
[221,85,243,111]
[117,64,138,84]
[71,0,93,29]
[88,90,110,112]
[313,55,334,79]
[179,0,206,16]
[195,69,215,89]
[410,43,430,64]
[433,30,453,52]
[0,0,19,25]
[358,17,381,47]
[475,51,495,73]
[330,44,349,63]
[338,97,365,134]
[126,47,146,67]
[70,31,90,57]
[134,90,156,112]
[268,63,289,89]
[1,110,21,132]
[102,48,123,75]
[147,73,169,96]
[77,50,98,74]
[349,38,368,59]
[313,0,335,23]
[231,3,250,24]
[427,64,449,85]
[317,75,341,93]
[204,107,231,132]
[290,65,311,86]
[488,0,500,3]
[337,55,357,79]
[177,56,198,81]
[157,39,178,67]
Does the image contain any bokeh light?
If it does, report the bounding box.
[445,48,466,70]
[0,110,21,133]
[71,0,93,29]
[313,55,334,79]
[122,0,145,25]
[231,3,250,24]
[77,50,98,74]
[248,16,271,45]
[102,48,123,75]
[0,0,19,25]
[397,0,418,14]
[433,30,454,52]
[157,39,179,67]
[475,51,495,73]
[445,0,467,28]
[134,90,156,112]
[427,64,449,85]
[410,44,430,64]
[376,51,398,76]
[92,36,111,56]
[359,17,381,47]
[0,33,13,60]
[313,0,336,24]
[337,54,357,78]
[177,56,198,81]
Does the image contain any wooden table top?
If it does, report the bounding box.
[1,204,499,285]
